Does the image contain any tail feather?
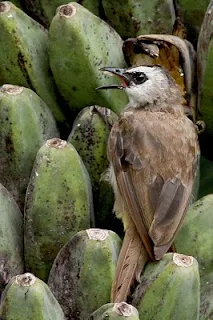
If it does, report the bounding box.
[111,223,148,303]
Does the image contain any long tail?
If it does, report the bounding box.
[111,223,148,303]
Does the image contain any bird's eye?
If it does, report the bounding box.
[133,72,148,85]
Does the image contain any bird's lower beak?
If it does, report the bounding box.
[96,67,129,90]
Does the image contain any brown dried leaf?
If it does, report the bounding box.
[123,34,196,122]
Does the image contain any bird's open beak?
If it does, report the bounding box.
[96,67,129,90]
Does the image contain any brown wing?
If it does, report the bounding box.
[108,109,199,260]
[108,119,155,260]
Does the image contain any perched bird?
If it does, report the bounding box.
[97,65,199,303]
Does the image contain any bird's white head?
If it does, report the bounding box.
[97,65,182,109]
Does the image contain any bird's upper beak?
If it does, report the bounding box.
[96,67,130,90]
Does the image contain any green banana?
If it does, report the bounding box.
[87,302,140,320]
[102,0,175,39]
[68,106,117,190]
[22,0,101,27]
[175,195,213,286]
[0,273,65,319]
[9,0,22,8]
[0,1,67,127]
[49,2,128,116]
[48,229,122,319]
[175,0,209,46]
[197,1,213,139]
[198,155,213,198]
[200,282,213,320]
[0,184,23,294]
[0,84,59,210]
[24,138,94,281]
[68,106,123,234]
[132,253,200,320]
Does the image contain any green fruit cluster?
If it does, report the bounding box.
[0,0,213,319]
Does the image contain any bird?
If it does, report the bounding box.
[97,65,199,303]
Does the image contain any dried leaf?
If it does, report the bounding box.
[123,34,196,122]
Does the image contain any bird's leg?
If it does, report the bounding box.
[168,243,176,252]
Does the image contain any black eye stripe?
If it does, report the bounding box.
[128,71,148,85]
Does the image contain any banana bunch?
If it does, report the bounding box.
[0,0,213,319]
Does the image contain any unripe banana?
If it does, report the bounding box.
[48,229,122,319]
[0,273,65,319]
[132,253,200,320]
[0,184,23,294]
[87,302,140,320]
[0,1,67,127]
[49,2,128,117]
[0,84,59,210]
[102,0,175,39]
[24,138,94,281]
